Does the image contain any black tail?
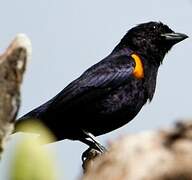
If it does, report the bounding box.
[14,108,43,134]
[14,99,52,132]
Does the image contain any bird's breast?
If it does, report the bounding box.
[98,78,147,116]
[81,79,147,136]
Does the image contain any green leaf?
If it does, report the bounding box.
[10,121,58,180]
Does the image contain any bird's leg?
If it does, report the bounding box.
[80,130,107,162]
[82,130,107,152]
[80,138,102,162]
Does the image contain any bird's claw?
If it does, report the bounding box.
[82,147,103,170]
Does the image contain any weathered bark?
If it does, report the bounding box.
[0,34,31,154]
[83,121,192,180]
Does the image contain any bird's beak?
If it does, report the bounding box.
[161,32,188,44]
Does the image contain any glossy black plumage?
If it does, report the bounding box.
[15,22,188,147]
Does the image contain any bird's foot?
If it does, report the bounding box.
[81,130,107,153]
[82,147,103,171]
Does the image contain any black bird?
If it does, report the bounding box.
[15,21,188,153]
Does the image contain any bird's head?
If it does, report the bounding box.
[114,21,188,64]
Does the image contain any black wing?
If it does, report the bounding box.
[47,54,135,109]
[20,54,136,119]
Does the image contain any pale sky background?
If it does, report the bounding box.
[0,0,191,179]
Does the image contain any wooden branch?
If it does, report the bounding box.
[0,34,31,154]
[83,121,192,180]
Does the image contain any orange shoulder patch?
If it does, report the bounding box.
[131,53,144,79]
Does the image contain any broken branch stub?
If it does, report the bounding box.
[0,34,31,153]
